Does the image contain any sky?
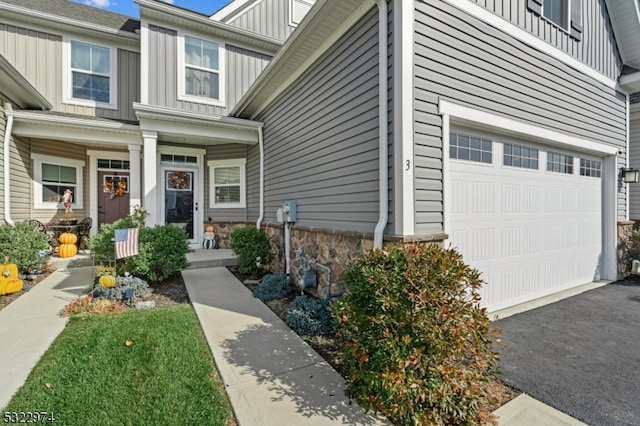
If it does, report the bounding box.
[72,0,233,18]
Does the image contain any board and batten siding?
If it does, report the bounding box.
[413,0,628,233]
[147,24,271,114]
[469,0,622,80]
[222,0,297,42]
[253,8,385,234]
[205,144,249,222]
[629,109,640,221]
[0,23,140,122]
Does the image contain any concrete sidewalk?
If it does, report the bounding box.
[0,257,587,425]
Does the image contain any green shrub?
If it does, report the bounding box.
[0,221,50,275]
[285,295,333,336]
[253,273,290,301]
[126,225,189,282]
[230,226,272,275]
[92,276,152,301]
[332,243,499,425]
[87,217,136,260]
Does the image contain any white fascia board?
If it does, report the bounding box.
[443,0,617,90]
[619,72,640,94]
[438,100,620,156]
[210,0,256,21]
[133,103,263,130]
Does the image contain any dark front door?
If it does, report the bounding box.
[164,170,195,240]
[98,171,130,226]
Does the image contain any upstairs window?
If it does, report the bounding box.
[63,38,117,109]
[179,34,225,106]
[527,0,582,40]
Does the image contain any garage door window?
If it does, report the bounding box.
[547,152,573,174]
[579,159,601,178]
[504,143,539,170]
[450,133,492,164]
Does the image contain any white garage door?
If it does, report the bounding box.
[448,132,603,312]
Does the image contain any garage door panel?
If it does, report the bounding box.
[449,137,603,312]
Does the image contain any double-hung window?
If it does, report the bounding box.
[527,0,582,40]
[543,0,569,30]
[64,38,117,109]
[31,154,84,210]
[180,34,224,105]
[208,159,246,208]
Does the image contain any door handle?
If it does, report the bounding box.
[195,202,198,212]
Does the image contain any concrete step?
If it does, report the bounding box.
[185,249,237,270]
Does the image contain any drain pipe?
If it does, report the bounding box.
[256,126,265,229]
[3,103,15,225]
[284,222,291,276]
[373,0,388,249]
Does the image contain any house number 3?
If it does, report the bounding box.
[405,160,411,171]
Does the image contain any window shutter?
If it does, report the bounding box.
[570,0,583,41]
[527,0,542,15]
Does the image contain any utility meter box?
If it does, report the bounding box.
[282,201,297,223]
[276,208,284,223]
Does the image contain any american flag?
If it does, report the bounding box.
[114,228,139,259]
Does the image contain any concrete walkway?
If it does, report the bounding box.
[0,253,588,425]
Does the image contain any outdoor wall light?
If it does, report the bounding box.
[621,167,640,184]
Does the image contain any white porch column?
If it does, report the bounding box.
[142,131,158,226]
[128,144,142,212]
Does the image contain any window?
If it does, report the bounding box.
[547,151,574,174]
[98,159,130,169]
[504,143,539,170]
[63,38,117,109]
[580,159,602,178]
[543,0,569,30]
[31,154,84,209]
[179,34,225,105]
[208,159,246,208]
[161,154,198,166]
[527,0,582,40]
[450,133,492,164]
[290,0,314,26]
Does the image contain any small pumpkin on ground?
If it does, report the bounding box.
[99,275,116,288]
[0,261,23,295]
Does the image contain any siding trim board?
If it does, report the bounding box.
[441,0,617,89]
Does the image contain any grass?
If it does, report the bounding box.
[4,305,235,426]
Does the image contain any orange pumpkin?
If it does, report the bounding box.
[58,243,78,258]
[0,262,23,295]
[99,275,116,288]
[59,232,78,245]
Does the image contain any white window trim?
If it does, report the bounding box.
[289,0,314,27]
[62,36,118,110]
[177,31,226,107]
[31,153,85,210]
[208,159,246,209]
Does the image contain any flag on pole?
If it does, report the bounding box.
[114,228,139,259]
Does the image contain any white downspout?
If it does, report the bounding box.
[256,126,265,229]
[373,0,389,249]
[3,103,14,225]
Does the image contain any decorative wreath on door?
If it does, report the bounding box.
[167,172,191,190]
[103,179,127,199]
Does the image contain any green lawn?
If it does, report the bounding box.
[4,305,235,426]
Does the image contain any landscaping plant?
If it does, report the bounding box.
[92,276,152,302]
[252,273,289,301]
[126,225,189,282]
[285,295,333,336]
[230,226,272,275]
[0,221,50,275]
[333,243,499,425]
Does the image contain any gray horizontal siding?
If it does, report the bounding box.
[254,8,382,234]
[225,0,296,42]
[413,0,628,232]
[147,24,272,114]
[630,112,640,221]
[0,23,139,122]
[10,135,31,222]
[468,0,622,80]
[205,144,249,222]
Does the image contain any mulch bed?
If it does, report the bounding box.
[0,263,57,311]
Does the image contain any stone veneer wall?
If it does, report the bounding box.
[204,221,446,299]
[618,220,636,279]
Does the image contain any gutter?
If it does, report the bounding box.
[373,0,388,249]
[3,103,14,225]
[256,126,265,229]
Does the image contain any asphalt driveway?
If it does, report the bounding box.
[495,281,640,426]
